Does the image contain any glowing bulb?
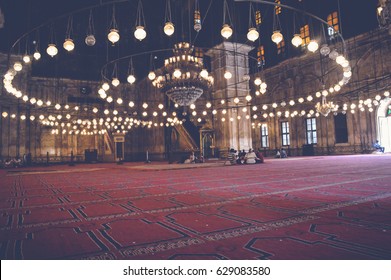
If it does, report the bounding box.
[33,51,41,60]
[221,24,233,39]
[112,78,120,87]
[46,44,58,57]
[13,62,23,72]
[173,69,182,78]
[164,22,175,36]
[200,69,208,79]
[271,30,283,44]
[134,26,147,41]
[108,29,120,44]
[102,83,110,91]
[247,28,259,42]
[63,39,75,51]
[127,74,136,84]
[23,55,31,63]
[291,34,302,47]
[148,71,156,80]
[224,71,232,79]
[307,40,319,52]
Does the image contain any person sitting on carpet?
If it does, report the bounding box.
[275,149,281,158]
[280,148,287,158]
[373,140,385,153]
[227,148,237,165]
[184,151,196,164]
[244,148,259,164]
[255,149,264,163]
[237,149,246,164]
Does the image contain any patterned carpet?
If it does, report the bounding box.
[0,154,390,260]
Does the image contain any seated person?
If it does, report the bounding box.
[244,148,259,164]
[227,148,237,165]
[4,158,13,168]
[255,149,264,163]
[280,148,287,158]
[275,149,281,158]
[373,140,385,153]
[237,149,246,164]
[184,152,196,164]
[196,154,204,163]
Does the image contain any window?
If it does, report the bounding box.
[281,121,290,146]
[306,118,317,144]
[277,39,285,55]
[261,124,269,148]
[194,47,203,58]
[257,45,265,66]
[334,113,348,143]
[300,24,310,46]
[327,11,339,36]
[275,0,281,15]
[255,10,262,26]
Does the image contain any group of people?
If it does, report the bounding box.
[0,153,32,168]
[1,157,23,168]
[180,151,204,164]
[275,148,288,158]
[227,148,264,165]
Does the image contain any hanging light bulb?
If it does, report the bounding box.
[63,39,75,51]
[200,69,208,79]
[194,2,202,32]
[102,82,110,91]
[46,44,58,57]
[254,77,262,86]
[127,74,136,84]
[33,51,41,60]
[112,78,120,87]
[247,27,259,42]
[291,34,302,47]
[134,26,147,41]
[85,10,96,46]
[173,69,182,78]
[164,22,175,36]
[221,24,233,39]
[320,44,331,56]
[85,34,96,46]
[307,40,319,52]
[148,71,156,80]
[224,71,232,79]
[329,49,339,60]
[108,29,120,44]
[23,55,31,64]
[271,30,283,44]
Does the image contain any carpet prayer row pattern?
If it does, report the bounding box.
[0,155,390,259]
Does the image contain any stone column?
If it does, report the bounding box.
[206,42,253,152]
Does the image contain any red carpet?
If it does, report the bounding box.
[0,155,391,260]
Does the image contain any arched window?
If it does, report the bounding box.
[300,24,310,46]
[327,11,339,36]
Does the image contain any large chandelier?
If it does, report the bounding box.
[151,42,213,106]
[316,96,335,117]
